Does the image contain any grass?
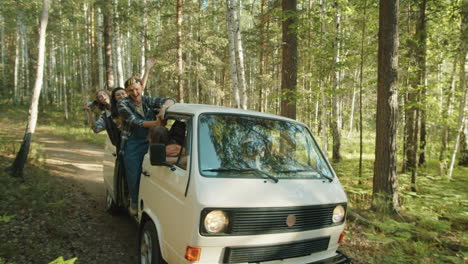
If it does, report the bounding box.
[0,156,79,264]
[334,132,468,263]
[0,102,106,147]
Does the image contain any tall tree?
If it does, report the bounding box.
[8,0,50,178]
[0,4,5,98]
[226,0,247,109]
[103,0,114,90]
[176,0,184,102]
[417,0,428,167]
[372,0,400,214]
[280,0,297,119]
[330,0,342,162]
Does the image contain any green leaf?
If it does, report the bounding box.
[48,257,78,264]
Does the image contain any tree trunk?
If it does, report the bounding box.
[14,12,22,105]
[113,0,124,88]
[226,0,240,108]
[176,0,184,102]
[320,0,328,155]
[0,12,5,98]
[448,5,467,177]
[417,0,427,166]
[439,59,457,174]
[331,0,342,162]
[460,119,468,166]
[103,2,114,90]
[96,7,105,91]
[258,0,267,112]
[9,0,50,178]
[233,0,247,109]
[280,0,297,120]
[82,2,91,98]
[372,0,400,214]
[140,0,147,77]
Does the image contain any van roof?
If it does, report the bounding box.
[167,103,301,124]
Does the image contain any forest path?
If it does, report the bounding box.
[34,129,139,263]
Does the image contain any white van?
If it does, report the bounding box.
[104,104,350,264]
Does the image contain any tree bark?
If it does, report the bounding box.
[319,0,328,155]
[9,0,50,178]
[280,0,297,120]
[176,0,184,102]
[0,10,5,98]
[103,1,114,90]
[226,0,240,108]
[140,0,147,77]
[113,0,124,88]
[417,0,427,166]
[372,0,400,214]
[96,7,105,91]
[331,0,342,162]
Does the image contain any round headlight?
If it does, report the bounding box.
[204,210,229,233]
[332,205,345,223]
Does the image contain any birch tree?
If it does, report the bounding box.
[9,0,50,178]
[226,0,247,109]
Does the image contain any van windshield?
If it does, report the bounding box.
[198,114,334,181]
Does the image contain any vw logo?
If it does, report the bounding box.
[286,214,296,227]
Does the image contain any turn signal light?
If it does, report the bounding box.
[185,246,201,262]
[338,232,346,243]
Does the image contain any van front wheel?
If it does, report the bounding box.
[140,220,163,264]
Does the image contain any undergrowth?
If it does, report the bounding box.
[334,133,468,264]
[0,157,78,264]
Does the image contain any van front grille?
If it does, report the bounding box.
[200,203,346,236]
[222,236,330,263]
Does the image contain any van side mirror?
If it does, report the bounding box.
[150,144,166,166]
[149,144,176,171]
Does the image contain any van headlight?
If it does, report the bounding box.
[204,210,229,233]
[332,205,345,223]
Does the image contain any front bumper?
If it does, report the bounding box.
[310,251,352,264]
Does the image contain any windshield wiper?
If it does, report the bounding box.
[276,169,333,182]
[203,167,279,183]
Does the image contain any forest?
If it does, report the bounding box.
[0,0,467,263]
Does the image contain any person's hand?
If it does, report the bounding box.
[156,99,175,121]
[145,58,157,71]
[83,103,91,111]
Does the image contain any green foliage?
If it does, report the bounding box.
[48,257,77,264]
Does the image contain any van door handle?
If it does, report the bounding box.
[142,170,150,177]
[112,152,117,157]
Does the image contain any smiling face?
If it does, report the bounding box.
[114,89,127,101]
[97,91,110,105]
[126,83,143,104]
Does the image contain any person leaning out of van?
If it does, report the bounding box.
[117,73,175,215]
[148,125,186,165]
[83,89,124,149]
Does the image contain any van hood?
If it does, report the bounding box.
[195,177,347,208]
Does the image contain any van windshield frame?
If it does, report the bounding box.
[197,113,334,181]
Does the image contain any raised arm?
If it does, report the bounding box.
[141,58,157,90]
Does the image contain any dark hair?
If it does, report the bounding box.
[94,90,110,111]
[148,126,170,145]
[111,87,125,118]
[125,76,143,89]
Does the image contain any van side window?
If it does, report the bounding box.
[166,116,191,170]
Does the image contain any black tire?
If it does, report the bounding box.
[140,220,163,264]
[105,189,119,215]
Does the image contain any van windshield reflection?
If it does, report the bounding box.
[198,114,333,181]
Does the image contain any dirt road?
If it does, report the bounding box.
[36,131,139,264]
